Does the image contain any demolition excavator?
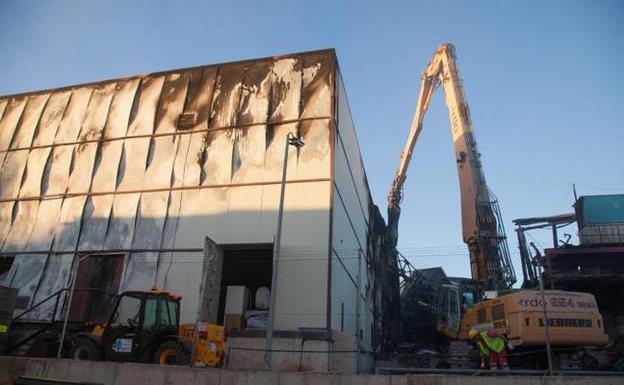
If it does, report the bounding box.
[388,44,609,368]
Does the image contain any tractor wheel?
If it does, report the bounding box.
[154,340,190,366]
[71,338,101,361]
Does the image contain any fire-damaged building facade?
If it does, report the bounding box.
[0,49,400,372]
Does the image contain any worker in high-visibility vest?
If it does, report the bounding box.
[469,328,511,370]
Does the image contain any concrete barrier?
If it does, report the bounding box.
[1,357,623,385]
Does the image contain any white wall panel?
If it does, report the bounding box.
[272,180,331,329]
[11,87,92,305]
[158,68,217,286]
[27,86,92,253]
[336,73,369,228]
[0,94,50,302]
[3,92,70,251]
[36,84,116,305]
[158,68,217,314]
[0,100,8,122]
[78,80,139,251]
[0,97,27,170]
[126,73,189,290]
[329,71,376,355]
[104,76,164,253]
[0,94,49,246]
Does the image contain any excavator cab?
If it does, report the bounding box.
[436,280,482,338]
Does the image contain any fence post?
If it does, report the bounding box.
[537,259,554,374]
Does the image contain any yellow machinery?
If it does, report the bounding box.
[71,288,225,366]
[387,44,609,359]
[179,322,225,367]
[435,282,608,348]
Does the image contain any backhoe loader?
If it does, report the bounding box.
[71,288,224,366]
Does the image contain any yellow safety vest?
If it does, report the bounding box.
[480,331,505,353]
[476,340,489,357]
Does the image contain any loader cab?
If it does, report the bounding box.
[100,290,180,362]
[436,279,483,337]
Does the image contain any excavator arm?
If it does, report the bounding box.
[387,54,440,242]
[388,44,516,291]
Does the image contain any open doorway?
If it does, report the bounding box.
[217,245,273,326]
[70,254,125,323]
[0,255,14,282]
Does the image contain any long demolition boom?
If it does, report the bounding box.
[387,44,516,291]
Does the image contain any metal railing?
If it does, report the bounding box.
[7,288,116,355]
[12,288,116,324]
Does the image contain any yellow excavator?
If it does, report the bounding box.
[388,44,609,368]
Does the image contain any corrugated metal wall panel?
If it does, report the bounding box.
[9,88,91,305]
[78,80,140,251]
[123,73,189,290]
[103,76,165,251]
[0,94,52,305]
[0,94,49,246]
[0,97,27,171]
[3,92,70,251]
[40,84,117,303]
[0,100,8,124]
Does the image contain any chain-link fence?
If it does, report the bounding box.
[6,242,612,372]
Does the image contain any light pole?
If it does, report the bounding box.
[264,132,304,369]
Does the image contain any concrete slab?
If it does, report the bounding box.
[8,357,45,378]
[113,363,166,385]
[65,360,115,385]
[1,357,624,385]
[388,374,409,385]
[339,374,390,385]
[194,366,221,385]
[41,358,71,380]
[162,365,202,385]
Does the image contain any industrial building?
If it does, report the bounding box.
[0,49,395,372]
[515,194,624,346]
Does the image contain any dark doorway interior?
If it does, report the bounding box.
[217,245,272,325]
[70,254,124,323]
[0,256,14,281]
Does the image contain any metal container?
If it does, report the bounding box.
[575,194,624,226]
[575,195,624,245]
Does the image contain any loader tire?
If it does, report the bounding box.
[71,338,100,361]
[154,340,190,366]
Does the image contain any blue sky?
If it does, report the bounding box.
[1,0,623,279]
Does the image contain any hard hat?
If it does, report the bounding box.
[468,328,479,339]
